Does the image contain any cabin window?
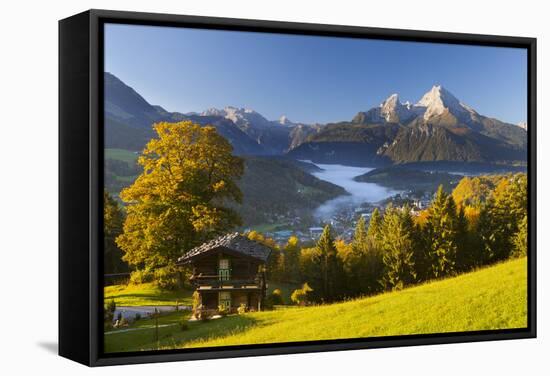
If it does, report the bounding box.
[218,258,231,281]
[219,291,231,310]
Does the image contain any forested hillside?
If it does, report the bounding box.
[236,157,347,225]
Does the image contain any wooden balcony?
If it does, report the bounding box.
[190,274,263,291]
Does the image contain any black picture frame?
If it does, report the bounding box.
[59,9,537,367]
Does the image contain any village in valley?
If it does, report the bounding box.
[257,190,434,245]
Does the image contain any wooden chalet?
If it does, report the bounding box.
[177,233,272,315]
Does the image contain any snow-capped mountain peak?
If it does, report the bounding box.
[379,93,415,123]
[381,93,399,105]
[200,106,272,128]
[415,85,471,121]
[201,107,226,117]
[278,115,295,126]
[380,93,399,110]
[354,84,486,126]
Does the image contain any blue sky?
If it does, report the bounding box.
[105,23,527,124]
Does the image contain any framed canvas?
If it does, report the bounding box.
[59,9,536,366]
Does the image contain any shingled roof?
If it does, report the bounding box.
[177,233,272,264]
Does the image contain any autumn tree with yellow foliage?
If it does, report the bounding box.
[116,121,244,288]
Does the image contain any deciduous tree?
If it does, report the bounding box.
[116,121,244,287]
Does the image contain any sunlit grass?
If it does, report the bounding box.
[186,257,527,348]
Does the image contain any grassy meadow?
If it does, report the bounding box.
[104,283,194,307]
[104,257,527,353]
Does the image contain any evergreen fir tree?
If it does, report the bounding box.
[352,216,368,252]
[283,236,301,282]
[477,198,498,264]
[339,216,384,296]
[424,186,459,278]
[455,205,473,271]
[367,208,382,242]
[266,248,284,282]
[491,175,528,260]
[477,174,527,263]
[316,224,339,301]
[380,205,417,290]
[512,215,528,258]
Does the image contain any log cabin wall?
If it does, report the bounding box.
[192,250,261,280]
[192,256,217,276]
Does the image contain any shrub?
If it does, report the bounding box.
[199,309,212,322]
[290,289,305,305]
[291,282,313,306]
[134,313,141,321]
[271,289,284,305]
[237,303,247,315]
[218,305,229,316]
[265,288,284,309]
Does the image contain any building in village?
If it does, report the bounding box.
[177,233,272,316]
[309,227,324,239]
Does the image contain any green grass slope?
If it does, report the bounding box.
[104,283,194,307]
[105,258,527,353]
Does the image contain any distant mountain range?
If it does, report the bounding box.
[292,86,527,165]
[104,72,527,166]
[105,73,268,154]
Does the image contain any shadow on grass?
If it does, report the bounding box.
[163,314,261,350]
[104,312,259,353]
